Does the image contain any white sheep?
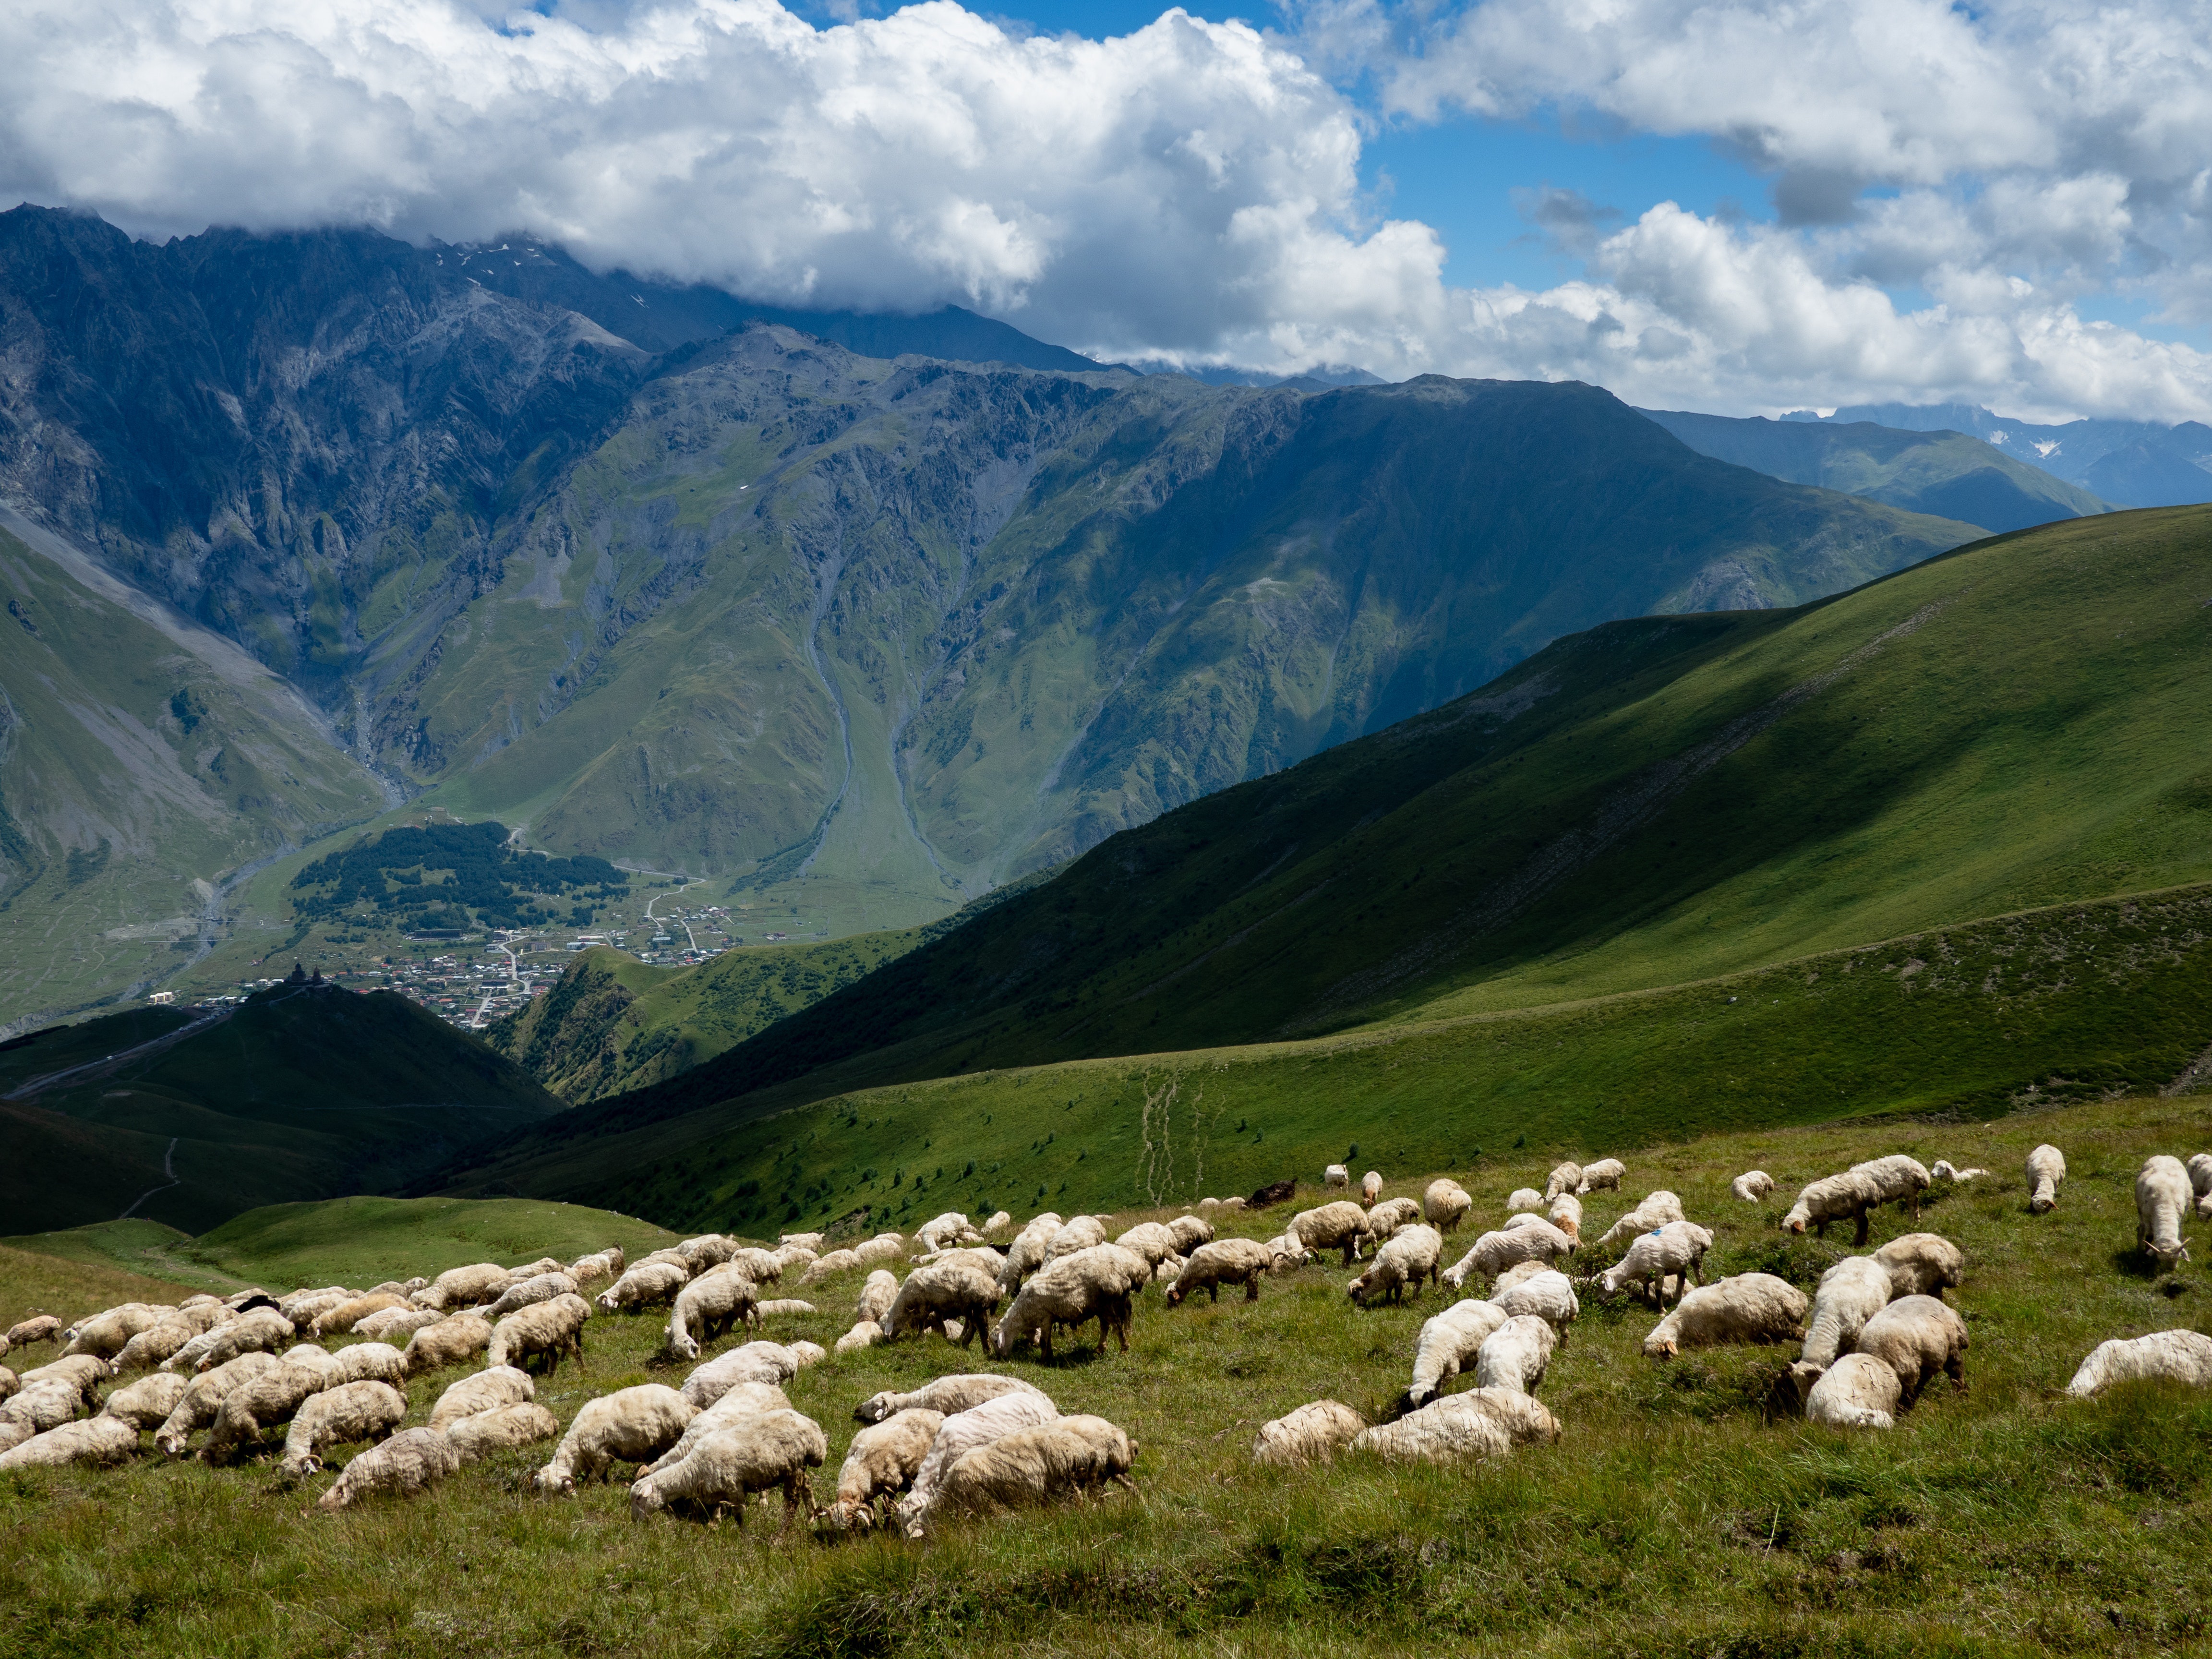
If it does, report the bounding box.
[327,1342,409,1389]
[854,1373,1046,1425]
[1851,1155,1933,1223]
[1405,1299,1510,1407]
[1360,1171,1382,1207]
[488,1294,592,1375]
[0,1382,86,1454]
[629,1409,828,1530]
[352,1308,443,1344]
[1546,1192,1583,1240]
[1779,1171,1884,1245]
[990,1245,1150,1358]
[0,1416,139,1470]
[536,1384,697,1494]
[677,1234,742,1272]
[1642,1274,1808,1359]
[2137,1154,2193,1270]
[983,1212,1013,1235]
[60,1303,167,1361]
[1252,1400,1368,1466]
[1594,1191,1687,1247]
[1421,1179,1473,1234]
[1872,1233,1965,1299]
[1505,1189,1543,1215]
[681,1340,817,1408]
[1542,1163,1584,1203]
[279,1381,408,1480]
[202,1359,331,1464]
[1731,1171,1774,1203]
[2026,1144,2067,1213]
[662,1268,757,1363]
[856,1269,898,1326]
[1795,1257,1895,1379]
[429,1366,535,1434]
[639,1382,794,1477]
[1112,1222,1180,1269]
[5,1316,60,1349]
[1494,1269,1580,1333]
[897,1389,1061,1535]
[780,1232,825,1252]
[1805,1353,1902,1430]
[1854,1295,1967,1406]
[1324,1164,1350,1190]
[995,1215,1064,1296]
[1165,1214,1214,1254]
[1044,1216,1107,1259]
[1366,1197,1423,1242]
[1441,1221,1575,1292]
[311,1293,409,1339]
[835,1322,883,1354]
[755,1299,814,1320]
[884,1258,1002,1346]
[934,1415,1134,1518]
[1474,1313,1557,1395]
[446,1403,562,1461]
[830,1408,945,1527]
[1289,1201,1374,1264]
[1348,1225,1443,1307]
[416,1262,511,1311]
[597,1262,689,1315]
[108,1318,200,1376]
[1165,1238,1275,1307]
[153,1353,279,1456]
[801,1249,864,1285]
[103,1372,189,1430]
[568,1248,625,1288]
[2065,1330,2212,1397]
[401,1313,492,1376]
[1577,1158,1625,1194]
[1352,1387,1560,1462]
[317,1427,461,1509]
[1931,1160,1988,1184]
[854,1234,909,1269]
[483,1272,579,1321]
[173,1309,293,1372]
[280,1289,351,1327]
[1594,1222,1713,1308]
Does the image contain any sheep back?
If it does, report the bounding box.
[1251,1400,1367,1467]
[317,1427,461,1509]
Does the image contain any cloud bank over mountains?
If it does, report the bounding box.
[3,0,2207,420]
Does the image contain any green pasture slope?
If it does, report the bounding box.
[431,505,2212,1226]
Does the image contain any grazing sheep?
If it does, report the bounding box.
[662,1268,758,1363]
[484,1273,579,1320]
[755,1299,814,1320]
[1873,1233,1965,1300]
[175,1309,293,1373]
[203,1361,332,1464]
[279,1381,408,1480]
[830,1408,946,1527]
[1546,1193,1583,1240]
[1780,1171,1884,1246]
[983,1213,1012,1235]
[1352,1387,1560,1462]
[802,1249,863,1285]
[897,1389,1061,1535]
[1795,1257,1896,1379]
[1731,1171,1775,1203]
[836,1321,883,1355]
[1165,1214,1214,1254]
[1577,1159,1625,1194]
[1441,1221,1576,1292]
[0,1383,84,1454]
[1263,1234,1310,1271]
[1406,1299,1511,1408]
[1493,1269,1580,1332]
[311,1293,408,1339]
[854,1373,1047,1425]
[996,1214,1064,1296]
[0,1367,15,1399]
[990,1245,1150,1358]
[20,1354,107,1409]
[1543,1163,1584,1203]
[780,1232,825,1252]
[327,1343,409,1388]
[1594,1191,1687,1247]
[352,1307,443,1344]
[1365,1197,1423,1243]
[1252,1400,1368,1466]
[1851,1155,1933,1223]
[2188,1154,2212,1220]
[855,1269,899,1326]
[109,1318,200,1376]
[1422,1179,1474,1234]
[280,1345,337,1382]
[430,1367,537,1433]
[678,1234,742,1273]
[936,1414,1134,1519]
[1855,1296,1968,1406]
[1348,1225,1443,1307]
[1642,1274,1808,1359]
[1045,1216,1108,1259]
[5,1316,61,1349]
[153,1353,279,1456]
[416,1263,511,1312]
[1506,1189,1543,1214]
[2026,1144,2067,1213]
[629,1409,828,1530]
[1360,1171,1383,1207]
[2066,1330,2212,1396]
[1932,1160,1988,1183]
[317,1427,462,1509]
[1474,1314,1557,1394]
[61,1303,167,1361]
[854,1234,908,1269]
[0,1415,139,1470]
[915,1213,984,1254]
[597,1262,690,1315]
[1289,1201,1374,1265]
[1112,1223,1180,1270]
[103,1372,189,1430]
[569,1249,624,1288]
[445,1402,562,1461]
[885,1258,1003,1347]
[1325,1164,1350,1190]
[1595,1222,1714,1308]
[536,1384,698,1494]
[1806,1352,1903,1430]
[723,1248,787,1286]
[401,1313,492,1377]
[642,1382,796,1477]
[2137,1155,2193,1270]
[490,1294,592,1375]
[681,1341,816,1409]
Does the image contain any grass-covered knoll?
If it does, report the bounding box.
[0,982,560,1234]
[448,881,2212,1234]
[0,1240,194,1328]
[10,1093,2212,1657]
[488,929,928,1103]
[0,1220,242,1295]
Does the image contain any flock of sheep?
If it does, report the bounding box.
[2,1137,2208,1531]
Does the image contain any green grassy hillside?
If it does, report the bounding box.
[1642,409,2114,532]
[10,1092,2212,1657]
[0,981,560,1234]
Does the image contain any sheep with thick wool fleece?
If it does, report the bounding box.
[1932,1160,1988,1183]
[104,1371,188,1430]
[991,1245,1149,1358]
[677,1234,742,1271]
[1361,1171,1382,1206]
[917,1212,985,1254]
[311,1293,408,1339]
[1796,1257,1895,1378]
[663,1268,757,1363]
[0,1383,84,1454]
[1851,1155,1933,1222]
[326,1342,409,1389]
[415,1262,511,1312]
[802,1249,863,1285]
[1422,1179,1473,1233]
[1873,1233,1965,1299]
[20,1354,107,1410]
[0,1366,14,1400]
[568,1248,624,1288]
[1806,1353,1902,1429]
[884,1258,1001,1346]
[830,1407,945,1527]
[1349,1225,1443,1307]
[0,1415,139,1470]
[1855,1296,1967,1405]
[597,1262,689,1316]
[1166,1214,1214,1254]
[756,1299,815,1320]
[854,1235,908,1269]
[1442,1221,1575,1292]
[2066,1330,2212,1396]
[2138,1155,2193,1270]
[1290,1201,1375,1265]
[401,1313,492,1377]
[62,1303,166,1360]
[984,1212,1014,1235]
[2188,1154,2212,1219]
[1325,1164,1350,1190]
[108,1318,199,1376]
[154,1353,278,1456]
[1596,1222,1713,1307]
[1113,1222,1180,1269]
[1543,1163,1584,1203]
[897,1389,1061,1534]
[837,1321,883,1355]
[278,1380,407,1479]
[203,1361,331,1464]
[855,1372,1046,1425]
[1045,1216,1108,1259]
[641,1382,793,1476]
[1366,1197,1423,1242]
[1643,1274,1808,1359]
[1475,1314,1557,1394]
[629,1409,829,1527]
[177,1309,293,1373]
[1354,1387,1561,1463]
[430,1367,536,1433]
[995,1215,1064,1296]
[1594,1191,1687,1247]
[277,1288,350,1326]
[724,1248,787,1286]
[780,1232,825,1252]
[638,1248,695,1277]
[536,1385,696,1494]
[354,1307,442,1344]
[681,1340,818,1409]
[936,1415,1134,1520]
[1252,1400,1368,1466]
[1493,1261,1553,1297]
[1577,1158,1626,1194]
[482,1272,579,1320]
[1547,1193,1583,1240]
[446,1402,562,1460]
[1406,1299,1512,1407]
[1731,1171,1775,1203]
[1506,1189,1543,1214]
[318,1427,461,1510]
[490,1294,592,1375]
[1780,1171,1885,1245]
[280,1344,336,1380]
[6,1316,60,1349]
[2026,1144,2067,1213]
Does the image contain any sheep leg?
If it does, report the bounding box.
[1208,1282,1221,1303]
[1242,1276,1260,1302]
[1852,1209,1871,1248]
